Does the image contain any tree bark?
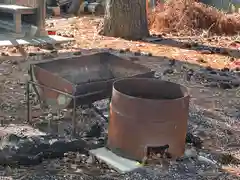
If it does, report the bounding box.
[67,0,83,15]
[100,0,149,40]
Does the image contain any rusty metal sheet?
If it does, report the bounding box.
[29,52,155,109]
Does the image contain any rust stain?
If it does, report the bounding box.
[108,78,190,161]
[29,53,154,109]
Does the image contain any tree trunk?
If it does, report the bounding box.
[67,0,83,15]
[100,0,150,40]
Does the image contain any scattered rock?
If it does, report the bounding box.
[119,49,125,53]
[185,69,194,81]
[229,57,235,62]
[218,71,228,77]
[221,67,230,72]
[11,60,18,65]
[85,123,102,138]
[154,72,161,79]
[204,82,219,88]
[214,48,221,53]
[199,50,212,54]
[197,155,217,166]
[28,52,37,56]
[73,51,82,56]
[186,132,202,149]
[163,68,174,75]
[10,48,18,54]
[147,52,152,56]
[196,58,207,63]
[209,70,217,75]
[50,50,58,54]
[231,80,240,88]
[1,52,9,56]
[86,155,95,165]
[182,42,192,48]
[191,42,199,47]
[218,82,232,89]
[124,48,130,52]
[183,147,198,159]
[194,68,240,89]
[134,51,141,56]
[4,166,12,176]
[129,57,139,62]
[234,67,239,72]
[43,43,55,50]
[169,59,176,66]
[205,66,213,71]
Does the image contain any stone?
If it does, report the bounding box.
[134,51,141,56]
[73,51,82,55]
[86,155,95,164]
[129,57,139,62]
[169,59,176,66]
[186,132,202,149]
[85,123,102,138]
[199,50,212,54]
[163,68,174,75]
[219,82,232,89]
[184,148,198,159]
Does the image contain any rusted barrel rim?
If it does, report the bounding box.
[113,78,189,102]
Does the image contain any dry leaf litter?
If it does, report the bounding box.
[148,0,240,35]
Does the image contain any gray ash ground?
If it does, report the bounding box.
[0,48,239,179]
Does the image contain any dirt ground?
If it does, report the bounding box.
[0,15,239,179]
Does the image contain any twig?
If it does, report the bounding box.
[175,13,187,29]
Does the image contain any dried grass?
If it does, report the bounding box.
[148,0,240,35]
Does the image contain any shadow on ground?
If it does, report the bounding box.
[141,36,240,58]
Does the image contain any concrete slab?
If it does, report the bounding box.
[89,147,142,174]
[0,35,74,47]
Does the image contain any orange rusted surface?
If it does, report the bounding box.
[108,78,190,161]
[146,0,148,14]
[29,53,154,109]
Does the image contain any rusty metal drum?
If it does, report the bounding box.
[108,78,190,161]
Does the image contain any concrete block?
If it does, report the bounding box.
[90,147,142,174]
